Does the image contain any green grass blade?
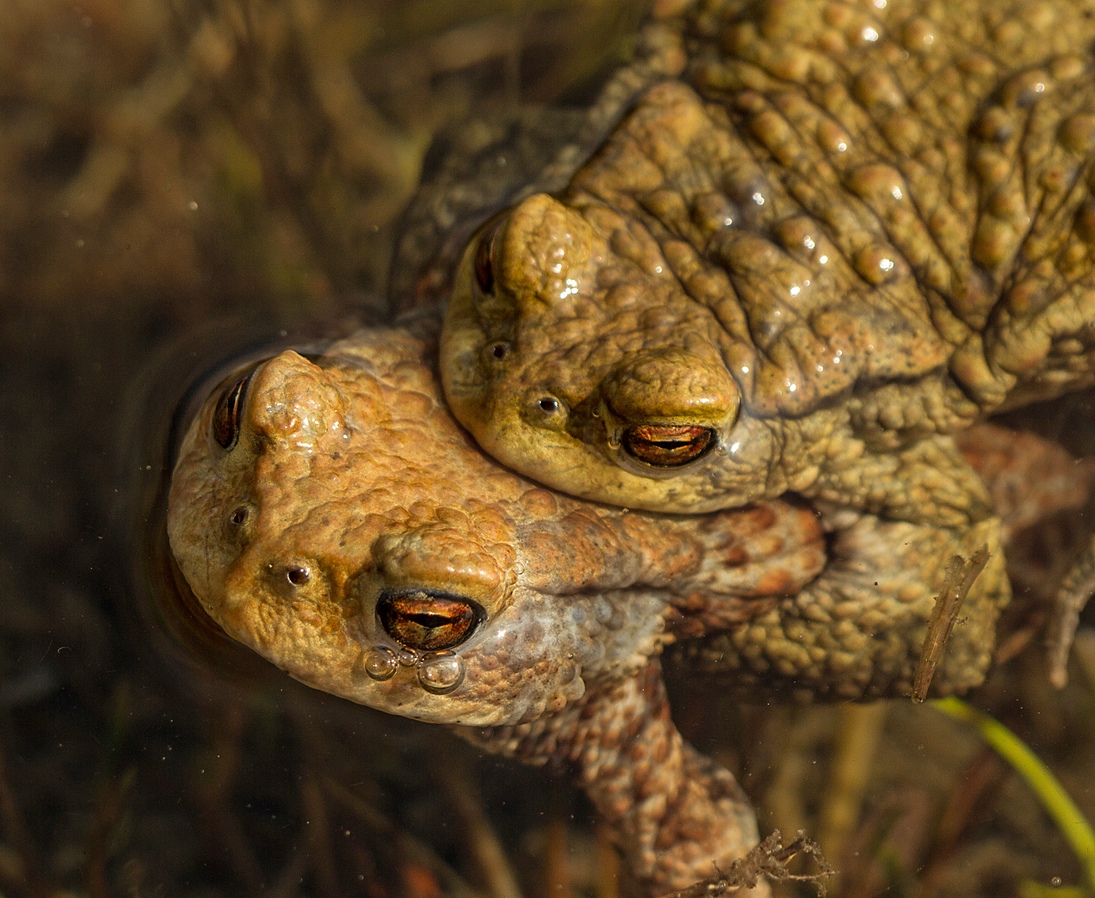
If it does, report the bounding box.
[932,696,1095,896]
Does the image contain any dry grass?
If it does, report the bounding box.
[1,1,1093,896]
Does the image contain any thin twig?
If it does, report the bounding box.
[1046,535,1095,688]
[912,547,990,702]
[656,830,832,898]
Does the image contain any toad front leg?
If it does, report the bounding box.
[682,503,1009,702]
[670,431,1009,701]
[468,660,768,897]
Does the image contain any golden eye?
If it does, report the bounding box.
[472,215,506,295]
[210,366,258,450]
[377,590,484,652]
[622,424,716,468]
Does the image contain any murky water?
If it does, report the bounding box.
[3,1,1094,896]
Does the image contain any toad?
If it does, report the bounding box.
[437,0,1095,680]
[167,311,1085,894]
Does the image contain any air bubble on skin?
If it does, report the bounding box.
[417,653,465,694]
[861,27,879,42]
[364,647,398,681]
[751,192,765,206]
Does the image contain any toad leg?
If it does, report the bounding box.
[681,509,1009,702]
[466,660,768,896]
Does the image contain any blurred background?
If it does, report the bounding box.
[2,1,1094,896]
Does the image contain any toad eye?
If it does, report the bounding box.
[211,365,259,450]
[622,424,716,468]
[472,215,506,296]
[377,590,485,652]
[286,565,311,586]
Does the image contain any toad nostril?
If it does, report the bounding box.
[376,589,484,652]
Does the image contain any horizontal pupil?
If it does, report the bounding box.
[376,591,485,651]
[641,439,691,449]
[623,425,715,467]
[408,612,464,629]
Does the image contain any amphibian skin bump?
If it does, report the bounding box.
[439,0,1095,696]
[168,317,828,894]
[168,0,1095,892]
[167,312,1091,894]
